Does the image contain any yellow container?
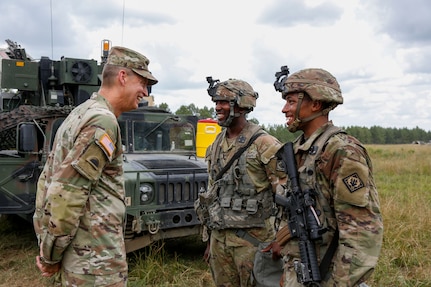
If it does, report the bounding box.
[196,119,221,157]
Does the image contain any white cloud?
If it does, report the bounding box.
[1,0,430,130]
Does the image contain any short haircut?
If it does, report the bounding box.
[102,64,134,86]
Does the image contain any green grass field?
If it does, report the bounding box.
[366,144,431,286]
[0,144,430,287]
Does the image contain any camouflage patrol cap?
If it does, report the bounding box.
[212,79,258,110]
[106,46,158,85]
[285,68,343,105]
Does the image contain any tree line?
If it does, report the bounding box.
[161,103,431,145]
[263,124,431,145]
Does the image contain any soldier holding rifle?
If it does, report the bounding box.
[270,67,383,287]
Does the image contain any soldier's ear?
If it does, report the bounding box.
[311,100,323,112]
[118,69,128,86]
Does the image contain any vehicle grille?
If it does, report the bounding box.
[157,174,207,204]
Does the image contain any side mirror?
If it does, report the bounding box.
[17,123,38,152]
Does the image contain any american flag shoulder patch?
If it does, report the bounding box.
[99,133,115,158]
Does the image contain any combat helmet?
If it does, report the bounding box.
[274,66,343,132]
[285,68,343,106]
[206,77,259,126]
[207,77,258,109]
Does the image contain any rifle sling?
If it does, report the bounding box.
[214,132,264,181]
[234,229,261,247]
[319,228,339,278]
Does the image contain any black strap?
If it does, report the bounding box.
[234,229,261,247]
[319,229,339,278]
[215,132,264,181]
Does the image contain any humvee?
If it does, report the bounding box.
[0,39,208,252]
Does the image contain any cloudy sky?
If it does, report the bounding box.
[1,0,430,130]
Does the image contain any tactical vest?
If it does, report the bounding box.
[206,124,274,230]
[295,125,345,245]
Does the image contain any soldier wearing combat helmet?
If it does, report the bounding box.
[268,66,383,287]
[195,77,286,286]
[206,77,258,127]
[33,46,158,286]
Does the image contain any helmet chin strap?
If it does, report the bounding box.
[287,93,332,133]
[218,101,240,127]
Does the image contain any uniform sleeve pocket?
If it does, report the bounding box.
[72,144,107,181]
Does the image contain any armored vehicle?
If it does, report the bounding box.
[0,40,207,252]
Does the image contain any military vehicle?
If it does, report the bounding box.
[0,39,208,252]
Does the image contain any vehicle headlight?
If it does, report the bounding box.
[140,184,153,203]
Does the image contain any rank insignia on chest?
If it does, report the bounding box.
[238,135,246,143]
[342,172,365,193]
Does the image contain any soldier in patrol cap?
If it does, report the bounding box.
[194,77,286,286]
[33,46,158,286]
[270,67,383,286]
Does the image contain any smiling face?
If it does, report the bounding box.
[215,100,233,126]
[281,92,314,132]
[122,70,149,111]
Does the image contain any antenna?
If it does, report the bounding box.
[122,0,125,45]
[50,0,54,59]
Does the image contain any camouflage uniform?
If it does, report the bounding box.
[33,93,127,286]
[204,122,285,287]
[33,45,157,286]
[280,122,383,286]
[195,78,286,287]
[273,67,383,287]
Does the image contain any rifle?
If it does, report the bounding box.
[275,142,326,287]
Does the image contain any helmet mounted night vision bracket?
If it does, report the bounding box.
[206,76,220,97]
[274,65,290,93]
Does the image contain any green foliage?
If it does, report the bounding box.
[197,106,215,119]
[262,123,302,143]
[262,124,431,145]
[172,104,215,119]
[248,117,259,125]
[158,102,171,113]
[158,103,431,144]
[343,125,431,144]
[175,104,199,116]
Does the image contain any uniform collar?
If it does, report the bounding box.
[221,121,255,152]
[295,121,334,153]
[91,92,115,114]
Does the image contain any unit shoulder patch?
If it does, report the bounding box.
[342,172,364,193]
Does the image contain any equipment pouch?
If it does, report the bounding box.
[194,198,208,225]
[195,185,218,225]
[252,242,284,287]
[207,199,225,230]
[246,199,258,214]
[220,197,231,208]
[232,198,243,211]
